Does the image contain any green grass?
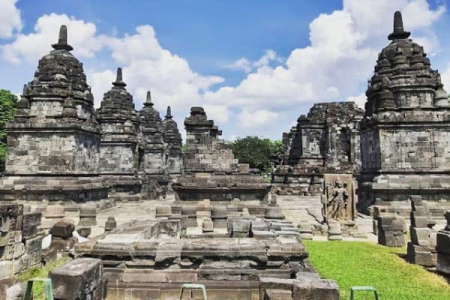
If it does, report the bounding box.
[304,241,450,300]
[16,258,69,300]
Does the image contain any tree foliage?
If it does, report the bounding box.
[0,89,18,172]
[231,136,283,172]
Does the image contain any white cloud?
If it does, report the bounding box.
[90,25,224,127]
[224,58,252,73]
[238,109,279,129]
[0,0,22,38]
[2,13,103,64]
[346,93,367,110]
[224,49,283,73]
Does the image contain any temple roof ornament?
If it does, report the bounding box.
[388,11,411,41]
[112,67,126,88]
[52,25,74,51]
[165,106,173,119]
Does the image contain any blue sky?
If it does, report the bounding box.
[1,0,450,140]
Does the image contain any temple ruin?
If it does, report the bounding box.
[273,102,363,197]
[2,9,450,300]
[173,107,270,202]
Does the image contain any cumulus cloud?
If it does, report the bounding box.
[238,109,279,129]
[2,13,103,64]
[0,0,22,38]
[90,25,224,128]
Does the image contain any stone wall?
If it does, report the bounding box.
[0,204,42,280]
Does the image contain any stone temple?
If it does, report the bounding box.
[0,26,180,203]
[273,102,363,196]
[0,25,108,202]
[358,11,450,216]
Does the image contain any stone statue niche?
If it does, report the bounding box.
[322,174,356,225]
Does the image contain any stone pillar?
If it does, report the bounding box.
[50,220,76,253]
[202,218,214,233]
[104,217,117,232]
[265,207,285,220]
[78,206,97,227]
[181,206,198,227]
[299,222,313,240]
[437,211,450,275]
[211,206,228,228]
[49,258,107,300]
[327,222,342,241]
[377,215,405,247]
[407,196,436,267]
[155,205,172,218]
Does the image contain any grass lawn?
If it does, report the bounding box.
[304,241,450,300]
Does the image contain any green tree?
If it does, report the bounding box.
[0,89,18,172]
[231,136,283,173]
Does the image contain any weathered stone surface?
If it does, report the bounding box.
[78,206,97,226]
[407,243,436,267]
[155,205,172,218]
[273,102,363,196]
[50,258,105,300]
[50,220,75,238]
[293,278,339,300]
[377,215,405,247]
[359,12,450,211]
[162,106,183,176]
[0,204,42,280]
[104,217,117,232]
[265,207,285,220]
[0,26,108,202]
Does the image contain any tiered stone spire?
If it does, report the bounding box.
[140,91,166,178]
[96,67,144,200]
[0,24,107,202]
[97,67,140,136]
[365,10,448,116]
[359,11,450,212]
[162,106,182,175]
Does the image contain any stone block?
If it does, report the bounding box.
[378,230,405,247]
[436,231,450,254]
[437,252,450,275]
[21,213,41,239]
[50,220,75,238]
[45,206,65,219]
[410,215,428,228]
[265,289,293,300]
[293,278,339,300]
[104,217,116,232]
[50,258,103,300]
[0,261,14,279]
[265,207,285,219]
[410,227,431,247]
[25,236,43,254]
[377,215,404,232]
[407,242,436,267]
[155,205,172,218]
